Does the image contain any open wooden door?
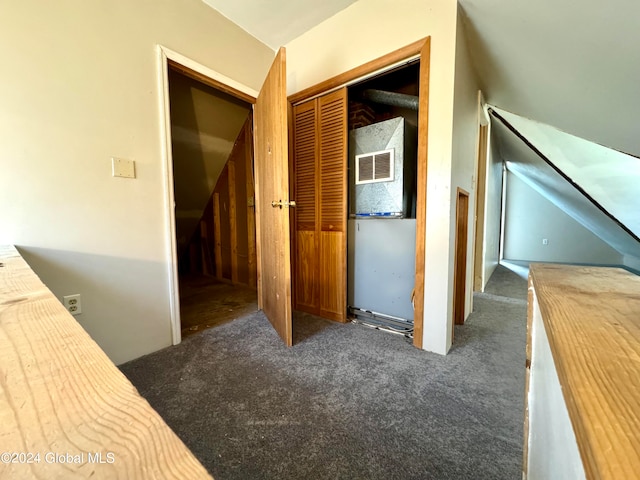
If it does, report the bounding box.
[253,47,293,346]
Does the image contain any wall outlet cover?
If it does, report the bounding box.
[63,294,82,315]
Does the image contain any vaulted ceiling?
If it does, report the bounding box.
[201,0,358,49]
[458,0,640,158]
[201,0,640,263]
[203,0,640,158]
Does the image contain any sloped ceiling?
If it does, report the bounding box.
[494,108,640,239]
[459,0,640,158]
[201,0,359,50]
[492,109,640,261]
[201,0,640,159]
[198,0,640,262]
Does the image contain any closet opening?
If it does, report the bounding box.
[346,61,420,338]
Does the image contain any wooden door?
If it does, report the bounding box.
[292,88,348,322]
[453,188,470,327]
[253,47,293,346]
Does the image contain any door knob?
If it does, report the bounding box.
[271,200,297,209]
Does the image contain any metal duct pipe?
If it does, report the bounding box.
[361,89,419,110]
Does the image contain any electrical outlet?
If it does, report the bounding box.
[63,294,82,315]
[542,238,549,245]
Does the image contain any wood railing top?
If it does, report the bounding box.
[0,245,212,479]
[529,263,640,480]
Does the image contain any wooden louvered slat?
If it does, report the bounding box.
[317,89,347,321]
[291,88,347,322]
[319,91,347,233]
[293,100,317,232]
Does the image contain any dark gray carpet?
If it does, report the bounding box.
[120,266,527,480]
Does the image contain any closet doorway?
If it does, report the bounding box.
[289,38,430,348]
[166,62,258,339]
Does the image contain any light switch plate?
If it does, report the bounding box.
[112,157,136,178]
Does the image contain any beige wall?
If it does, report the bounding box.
[286,0,467,354]
[450,8,481,346]
[0,0,274,364]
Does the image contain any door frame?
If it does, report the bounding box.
[288,37,430,349]
[157,45,258,345]
[453,188,470,327]
[472,92,490,292]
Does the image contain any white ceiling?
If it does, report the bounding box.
[459,0,640,157]
[203,0,640,158]
[201,0,359,50]
[201,0,640,259]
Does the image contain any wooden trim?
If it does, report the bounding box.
[245,115,257,288]
[473,123,489,291]
[288,37,427,105]
[288,99,296,307]
[412,37,431,349]
[213,193,223,280]
[288,37,431,347]
[453,188,470,329]
[168,59,256,104]
[228,161,239,283]
[0,246,211,479]
[199,220,211,275]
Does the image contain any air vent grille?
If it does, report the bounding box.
[355,149,394,184]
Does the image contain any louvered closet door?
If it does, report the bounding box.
[292,88,347,322]
[293,100,318,313]
[317,89,347,321]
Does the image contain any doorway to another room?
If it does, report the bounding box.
[167,65,258,338]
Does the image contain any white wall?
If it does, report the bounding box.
[503,172,623,265]
[494,108,640,240]
[450,7,481,340]
[483,124,503,285]
[0,0,274,364]
[527,291,586,479]
[286,0,459,354]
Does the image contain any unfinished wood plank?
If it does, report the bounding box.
[228,161,239,284]
[0,245,211,480]
[529,263,640,480]
[200,220,211,276]
[213,193,223,280]
[245,114,257,288]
